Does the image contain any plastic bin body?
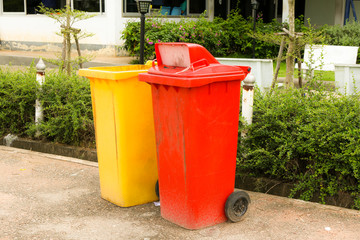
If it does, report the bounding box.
[139,43,249,229]
[79,65,158,207]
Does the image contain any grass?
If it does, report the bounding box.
[276,62,335,81]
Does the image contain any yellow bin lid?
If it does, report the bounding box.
[79,61,153,81]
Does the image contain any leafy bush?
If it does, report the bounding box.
[174,16,227,57]
[218,10,252,57]
[121,14,228,60]
[250,18,283,58]
[121,18,178,62]
[0,67,94,147]
[323,21,360,46]
[120,11,283,61]
[32,71,94,146]
[238,87,360,209]
[0,66,37,136]
[322,21,360,61]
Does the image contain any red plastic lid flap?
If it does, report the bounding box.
[140,43,251,87]
[155,42,219,68]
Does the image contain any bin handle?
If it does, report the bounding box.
[191,59,210,69]
[175,65,193,74]
[152,59,157,67]
[175,59,209,74]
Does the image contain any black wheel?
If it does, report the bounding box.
[155,180,159,199]
[225,191,250,222]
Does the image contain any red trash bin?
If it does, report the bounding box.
[139,43,251,229]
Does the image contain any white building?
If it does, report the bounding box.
[0,0,356,56]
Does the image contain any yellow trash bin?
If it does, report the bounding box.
[79,64,158,207]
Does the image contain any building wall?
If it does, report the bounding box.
[0,0,206,56]
[335,0,345,25]
[0,0,136,56]
[0,0,351,56]
[305,0,336,25]
[305,0,360,26]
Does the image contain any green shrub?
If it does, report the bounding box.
[121,14,228,60]
[121,17,179,62]
[251,18,283,58]
[322,21,360,61]
[0,66,37,136]
[174,16,228,57]
[0,67,94,146]
[30,71,94,146]
[218,10,252,57]
[238,87,360,209]
[120,11,283,61]
[323,21,360,46]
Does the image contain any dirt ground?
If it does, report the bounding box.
[0,146,359,240]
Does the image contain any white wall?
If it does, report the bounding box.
[0,0,135,55]
[0,14,115,44]
[335,0,345,25]
[0,0,216,55]
[335,64,360,95]
[216,58,274,92]
[1,0,347,56]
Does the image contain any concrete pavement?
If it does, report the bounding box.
[1,145,360,240]
[0,50,135,67]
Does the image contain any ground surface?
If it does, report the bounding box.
[1,146,359,240]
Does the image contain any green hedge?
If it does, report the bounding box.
[238,86,360,209]
[322,21,360,62]
[0,67,37,136]
[121,14,360,63]
[121,11,283,61]
[34,71,94,146]
[0,66,94,147]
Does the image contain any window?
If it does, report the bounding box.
[3,0,25,12]
[2,0,105,14]
[123,0,206,16]
[189,0,205,14]
[74,0,105,12]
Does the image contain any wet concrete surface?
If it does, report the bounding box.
[0,146,359,240]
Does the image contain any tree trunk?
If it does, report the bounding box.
[271,37,286,91]
[62,34,66,70]
[297,44,303,88]
[66,0,71,75]
[74,34,83,69]
[285,0,295,89]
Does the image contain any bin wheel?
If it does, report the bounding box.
[155,180,159,199]
[225,191,250,222]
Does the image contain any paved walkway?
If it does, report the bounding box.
[1,146,359,240]
[0,50,134,67]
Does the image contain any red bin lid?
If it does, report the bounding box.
[139,43,250,88]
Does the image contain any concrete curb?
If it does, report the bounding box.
[235,174,355,209]
[0,145,98,167]
[1,136,97,163]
